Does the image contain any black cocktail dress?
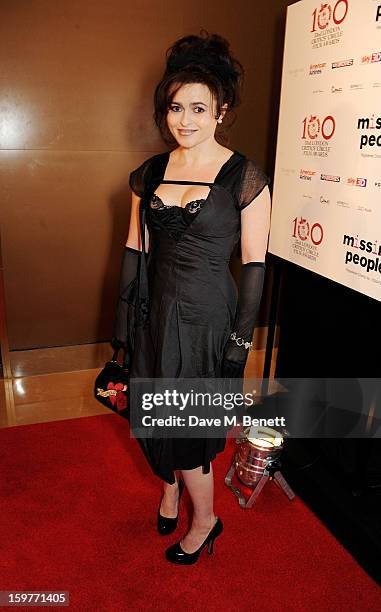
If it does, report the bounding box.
[127,149,269,484]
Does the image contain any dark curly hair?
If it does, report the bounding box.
[153,30,244,145]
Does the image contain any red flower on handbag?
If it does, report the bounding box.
[106,382,127,410]
[115,390,127,411]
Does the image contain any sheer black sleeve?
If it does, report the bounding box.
[129,157,154,198]
[237,158,270,210]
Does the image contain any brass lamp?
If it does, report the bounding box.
[225,425,295,508]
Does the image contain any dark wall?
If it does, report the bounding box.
[276,260,381,378]
[274,262,381,585]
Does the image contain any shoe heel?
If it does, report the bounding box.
[207,538,215,554]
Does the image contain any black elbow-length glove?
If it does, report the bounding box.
[221,262,266,378]
[111,246,140,360]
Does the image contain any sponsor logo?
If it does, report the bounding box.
[302,115,336,140]
[332,58,353,68]
[331,85,343,93]
[293,217,324,243]
[310,1,348,50]
[356,115,381,149]
[311,1,349,32]
[321,173,340,182]
[343,233,381,273]
[361,52,381,64]
[347,177,367,187]
[280,167,296,175]
[343,235,380,252]
[300,169,317,180]
[291,217,324,262]
[320,196,330,204]
[288,67,304,77]
[301,115,335,157]
[309,62,326,75]
[357,115,381,130]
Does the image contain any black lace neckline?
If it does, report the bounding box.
[150,193,206,214]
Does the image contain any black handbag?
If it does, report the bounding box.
[93,346,130,419]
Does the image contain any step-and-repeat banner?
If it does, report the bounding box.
[268,0,381,301]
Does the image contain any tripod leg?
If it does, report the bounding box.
[224,461,236,487]
[225,461,247,508]
[245,473,270,508]
[273,470,296,500]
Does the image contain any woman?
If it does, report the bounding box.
[112,31,271,565]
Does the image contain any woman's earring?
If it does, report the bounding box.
[217,118,223,124]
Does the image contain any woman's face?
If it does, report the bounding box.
[166,82,226,148]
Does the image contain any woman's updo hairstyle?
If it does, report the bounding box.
[153,30,244,145]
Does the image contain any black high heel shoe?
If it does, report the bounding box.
[165,517,223,565]
[157,478,184,535]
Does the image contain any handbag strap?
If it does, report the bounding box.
[136,153,169,328]
[112,346,131,371]
[122,348,130,370]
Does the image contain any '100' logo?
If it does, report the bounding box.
[292,217,324,244]
[311,1,349,31]
[302,115,336,140]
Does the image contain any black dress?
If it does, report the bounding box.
[127,149,269,484]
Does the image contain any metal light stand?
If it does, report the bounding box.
[225,430,296,509]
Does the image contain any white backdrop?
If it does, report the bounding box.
[268,0,381,301]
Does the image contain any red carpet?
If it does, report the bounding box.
[1,414,380,611]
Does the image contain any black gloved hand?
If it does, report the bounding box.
[221,262,266,379]
[111,246,140,359]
